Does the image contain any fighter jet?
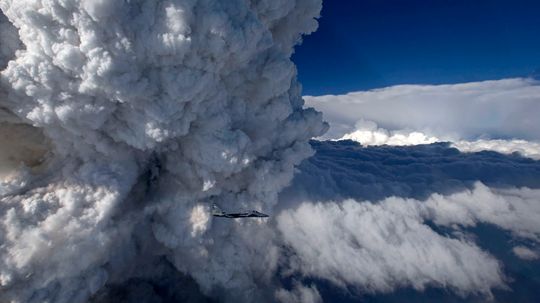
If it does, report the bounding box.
[211,203,269,218]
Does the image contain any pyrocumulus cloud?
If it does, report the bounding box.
[0,1,325,302]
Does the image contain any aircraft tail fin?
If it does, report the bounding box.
[211,203,225,216]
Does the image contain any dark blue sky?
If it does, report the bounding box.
[293,0,540,95]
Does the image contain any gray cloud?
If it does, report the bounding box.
[276,140,540,301]
[0,11,21,69]
[0,1,325,302]
[281,141,540,204]
[275,282,322,303]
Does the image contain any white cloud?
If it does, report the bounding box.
[278,183,540,297]
[422,183,540,241]
[512,246,539,261]
[452,139,540,160]
[339,119,439,146]
[308,80,540,159]
[0,1,325,302]
[306,78,540,142]
[335,119,540,160]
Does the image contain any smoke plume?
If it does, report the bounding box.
[0,1,325,302]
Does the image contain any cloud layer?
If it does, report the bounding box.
[298,79,540,301]
[278,183,540,299]
[306,78,540,142]
[282,140,540,204]
[277,141,540,301]
[278,188,507,297]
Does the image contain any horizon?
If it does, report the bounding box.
[293,0,540,95]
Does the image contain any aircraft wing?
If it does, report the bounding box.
[225,211,269,218]
[211,204,269,218]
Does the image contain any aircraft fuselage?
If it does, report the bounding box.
[212,204,269,218]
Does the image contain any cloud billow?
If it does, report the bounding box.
[0,1,325,302]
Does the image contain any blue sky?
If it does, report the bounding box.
[293,0,540,96]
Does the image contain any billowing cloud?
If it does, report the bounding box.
[337,120,540,160]
[0,1,325,302]
[339,119,440,146]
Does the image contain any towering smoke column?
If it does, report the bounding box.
[0,1,325,302]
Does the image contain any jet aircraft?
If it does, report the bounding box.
[211,203,269,218]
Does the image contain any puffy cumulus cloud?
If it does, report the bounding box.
[339,119,439,146]
[305,78,540,142]
[337,120,540,160]
[0,1,326,302]
[277,182,540,298]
